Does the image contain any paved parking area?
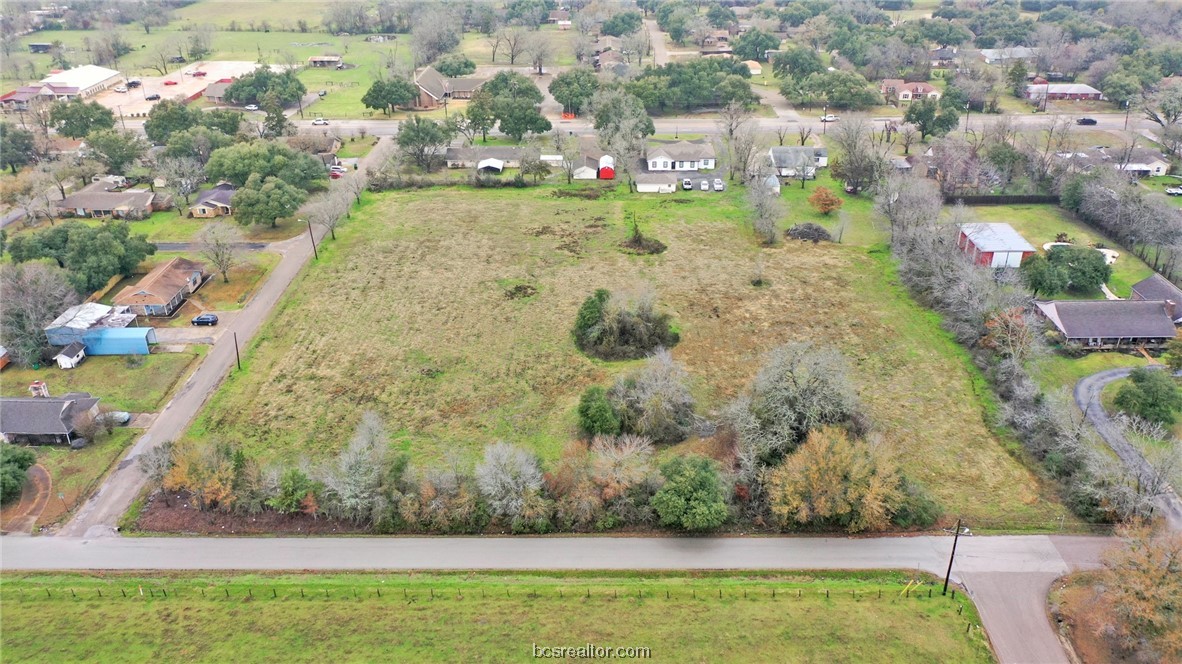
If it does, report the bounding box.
[92,61,264,119]
[674,174,726,192]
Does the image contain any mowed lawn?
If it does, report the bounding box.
[0,352,203,413]
[190,185,1069,526]
[0,572,993,664]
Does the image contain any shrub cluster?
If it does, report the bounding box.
[1,445,36,504]
[578,349,696,444]
[572,288,680,360]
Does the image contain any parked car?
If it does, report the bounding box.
[145,93,161,101]
[163,80,178,86]
[101,411,132,426]
[318,90,327,97]
[712,178,725,191]
[113,85,127,93]
[1076,117,1098,125]
[682,178,693,190]
[311,117,329,125]
[329,165,348,174]
[1166,187,1182,196]
[330,171,343,180]
[126,79,141,88]
[167,55,186,63]
[244,104,259,111]
[821,114,839,122]
[191,313,219,326]
[699,179,709,191]
[192,71,207,77]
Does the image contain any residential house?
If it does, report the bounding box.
[413,66,486,110]
[307,55,343,68]
[114,257,206,317]
[1025,82,1103,101]
[57,180,169,219]
[445,146,523,169]
[203,79,233,104]
[547,9,570,23]
[768,146,829,179]
[930,47,958,68]
[1131,274,1182,323]
[1035,300,1177,349]
[880,79,941,103]
[957,223,1037,268]
[0,392,101,445]
[28,43,52,54]
[979,46,1039,65]
[1,83,78,110]
[54,341,86,370]
[1054,147,1170,177]
[646,141,716,172]
[634,172,678,194]
[189,183,235,218]
[1116,149,1171,177]
[283,134,342,167]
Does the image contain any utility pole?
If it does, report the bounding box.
[305,217,318,260]
[963,102,970,137]
[943,518,964,596]
[232,332,242,371]
[1124,99,1131,131]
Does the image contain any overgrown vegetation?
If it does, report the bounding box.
[572,288,679,361]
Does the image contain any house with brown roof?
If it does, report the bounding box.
[114,257,206,316]
[413,66,486,110]
[203,80,233,103]
[57,181,170,219]
[881,79,941,103]
[1035,300,1177,350]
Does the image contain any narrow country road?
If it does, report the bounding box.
[55,139,393,538]
[1074,367,1182,531]
[644,19,669,66]
[0,534,1110,664]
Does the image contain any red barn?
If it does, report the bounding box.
[957,223,1037,268]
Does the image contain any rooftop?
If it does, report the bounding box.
[114,257,205,308]
[647,140,716,162]
[959,223,1036,253]
[46,303,134,331]
[40,64,120,90]
[192,183,235,208]
[1035,300,1177,339]
[0,392,99,436]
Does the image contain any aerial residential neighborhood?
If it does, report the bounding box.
[1,1,1181,663]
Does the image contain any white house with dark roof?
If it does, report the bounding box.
[646,141,716,172]
[1036,300,1177,349]
[768,146,829,179]
[0,392,101,444]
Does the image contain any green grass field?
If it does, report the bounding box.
[0,571,993,664]
[1032,352,1149,394]
[186,183,1071,527]
[0,351,202,412]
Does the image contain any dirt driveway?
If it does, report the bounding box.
[0,465,51,536]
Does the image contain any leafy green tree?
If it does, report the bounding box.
[1115,368,1182,425]
[577,386,621,437]
[731,29,780,62]
[10,221,155,294]
[361,78,418,115]
[163,126,235,166]
[434,52,477,77]
[1,445,37,504]
[201,109,245,136]
[49,98,115,139]
[589,89,654,136]
[495,97,551,142]
[267,468,320,514]
[706,4,736,28]
[602,10,643,36]
[548,68,600,115]
[260,93,293,138]
[1020,254,1068,297]
[465,90,498,142]
[397,115,455,170]
[783,70,881,110]
[0,123,35,174]
[231,173,307,228]
[205,141,326,189]
[918,17,972,46]
[84,129,148,174]
[224,67,306,106]
[903,98,959,140]
[482,70,544,104]
[143,99,203,144]
[1101,72,1142,108]
[1165,338,1182,373]
[1048,245,1112,293]
[772,46,826,80]
[1007,60,1028,98]
[651,455,728,531]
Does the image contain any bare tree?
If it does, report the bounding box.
[559,137,582,185]
[622,28,651,66]
[525,31,552,76]
[874,170,943,242]
[797,124,813,147]
[717,101,759,182]
[198,223,244,283]
[608,348,697,444]
[498,27,529,65]
[774,125,790,147]
[475,441,543,521]
[747,168,783,245]
[1019,115,1074,184]
[138,441,176,506]
[145,37,183,76]
[320,411,389,525]
[342,171,367,205]
[898,124,918,155]
[156,156,206,210]
[306,195,345,240]
[0,263,79,366]
[830,117,889,193]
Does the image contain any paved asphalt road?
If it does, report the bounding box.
[0,534,1111,663]
[1074,367,1182,532]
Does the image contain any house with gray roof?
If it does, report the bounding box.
[646,141,716,172]
[0,392,101,444]
[57,180,170,220]
[413,66,486,110]
[1131,274,1182,323]
[768,146,829,179]
[190,183,235,218]
[1035,300,1177,349]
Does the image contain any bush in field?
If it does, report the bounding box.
[578,386,621,437]
[651,455,729,531]
[761,427,901,533]
[546,441,605,531]
[0,445,36,504]
[475,442,544,523]
[320,411,389,524]
[608,349,696,444]
[572,287,679,360]
[807,187,843,215]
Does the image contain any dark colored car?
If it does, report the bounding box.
[145,93,161,101]
[126,79,141,88]
[191,313,219,326]
[1076,117,1098,125]
[192,70,207,77]
[168,55,187,63]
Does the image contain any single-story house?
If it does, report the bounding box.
[39,65,123,98]
[1131,274,1182,323]
[114,257,206,317]
[307,55,343,68]
[282,134,342,167]
[547,9,570,23]
[44,303,136,347]
[880,79,941,102]
[445,146,523,169]
[28,42,52,54]
[1026,83,1103,101]
[1,83,78,110]
[57,181,169,219]
[1117,149,1171,177]
[1054,147,1171,177]
[957,223,1037,268]
[930,47,958,68]
[413,66,486,110]
[743,60,762,76]
[1035,300,1177,349]
[0,392,101,445]
[635,172,679,194]
[646,141,716,172]
[891,156,913,171]
[980,46,1039,65]
[768,146,829,179]
[189,183,235,218]
[54,341,86,370]
[203,80,232,104]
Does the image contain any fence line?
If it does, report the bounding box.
[944,194,1061,205]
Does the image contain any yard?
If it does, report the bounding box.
[1033,352,1148,393]
[188,184,1071,527]
[0,571,992,663]
[0,351,203,412]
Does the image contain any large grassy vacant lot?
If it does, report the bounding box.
[0,571,992,663]
[191,185,1069,526]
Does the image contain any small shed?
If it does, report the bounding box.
[82,327,157,355]
[597,155,615,180]
[635,172,678,193]
[743,60,762,76]
[54,341,87,370]
[477,158,505,173]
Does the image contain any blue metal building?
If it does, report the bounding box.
[81,327,157,355]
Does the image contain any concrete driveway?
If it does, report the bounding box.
[151,311,237,345]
